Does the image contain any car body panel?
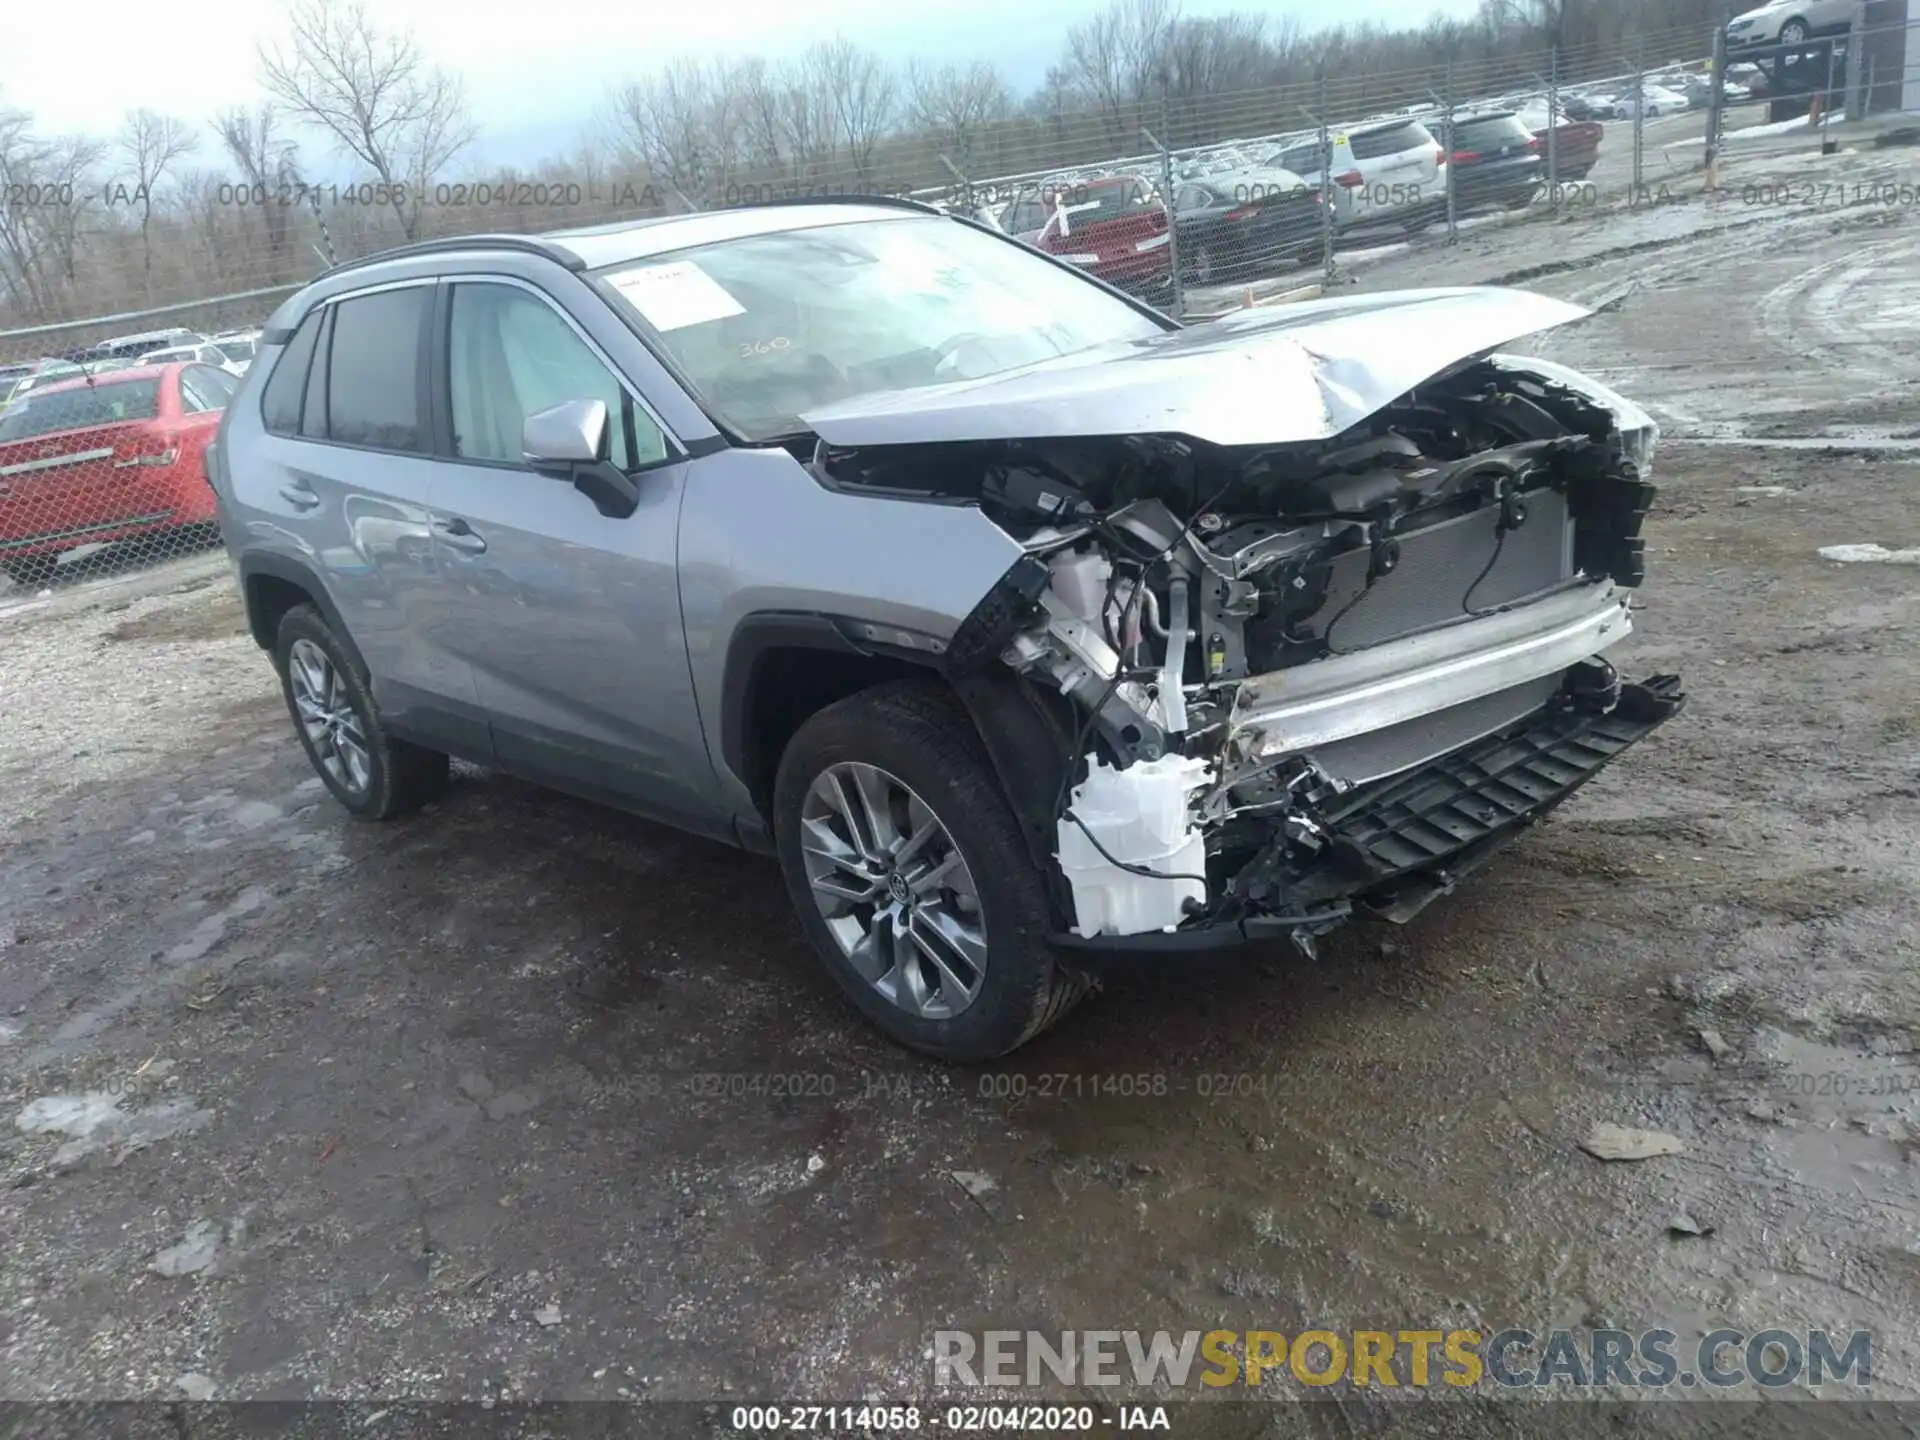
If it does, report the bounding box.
[801,286,1590,447]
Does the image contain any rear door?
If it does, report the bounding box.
[251,282,479,741]
[422,276,720,828]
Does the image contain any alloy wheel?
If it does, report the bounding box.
[798,761,988,1021]
[288,637,372,797]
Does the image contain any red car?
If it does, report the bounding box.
[1028,174,1173,301]
[0,362,235,585]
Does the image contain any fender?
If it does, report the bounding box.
[237,551,368,676]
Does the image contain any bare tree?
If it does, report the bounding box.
[0,105,54,316]
[804,38,897,183]
[257,0,475,240]
[118,109,197,284]
[215,105,300,257]
[1062,0,1180,140]
[905,61,1013,180]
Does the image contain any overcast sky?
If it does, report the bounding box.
[4,0,1477,170]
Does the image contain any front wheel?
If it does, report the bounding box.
[1778,17,1809,44]
[772,680,1091,1062]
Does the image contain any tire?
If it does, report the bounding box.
[0,553,59,589]
[1778,17,1809,44]
[273,603,449,820]
[772,679,1092,1063]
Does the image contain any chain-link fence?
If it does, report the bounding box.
[3,10,1914,596]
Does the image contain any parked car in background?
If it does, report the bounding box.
[1726,0,1854,48]
[1526,115,1605,181]
[1557,92,1611,121]
[1172,167,1326,282]
[1016,174,1174,302]
[1264,117,1447,234]
[1611,83,1690,118]
[74,327,201,365]
[2,359,88,413]
[0,361,235,585]
[209,330,263,371]
[1430,112,1544,211]
[140,340,246,377]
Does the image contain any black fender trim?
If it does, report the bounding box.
[719,612,867,795]
[236,552,368,676]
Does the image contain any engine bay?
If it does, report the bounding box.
[815,354,1668,943]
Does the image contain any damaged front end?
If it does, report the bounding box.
[813,311,1686,951]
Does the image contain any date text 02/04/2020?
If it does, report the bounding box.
[729,1405,1172,1431]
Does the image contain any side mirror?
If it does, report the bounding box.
[521,399,638,520]
[523,398,609,469]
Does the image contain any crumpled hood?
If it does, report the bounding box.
[802,286,1591,449]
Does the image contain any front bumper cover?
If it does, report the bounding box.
[1053,673,1685,952]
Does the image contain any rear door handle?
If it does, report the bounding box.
[278,480,321,511]
[433,517,488,555]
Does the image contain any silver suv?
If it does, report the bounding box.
[209,199,1683,1061]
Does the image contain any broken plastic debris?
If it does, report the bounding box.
[534,1304,563,1327]
[1579,1123,1685,1162]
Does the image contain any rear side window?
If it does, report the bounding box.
[0,380,160,441]
[1350,122,1435,160]
[1451,115,1535,149]
[1274,143,1328,174]
[325,288,427,451]
[261,310,323,434]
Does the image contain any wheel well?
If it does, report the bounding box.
[737,647,927,815]
[245,572,314,651]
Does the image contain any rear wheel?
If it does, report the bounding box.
[274,604,448,820]
[773,680,1091,1062]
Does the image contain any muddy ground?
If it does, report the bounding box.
[1,131,1918,1435]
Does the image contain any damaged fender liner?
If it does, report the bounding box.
[1051,674,1685,952]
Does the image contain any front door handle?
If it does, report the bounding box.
[433,517,488,555]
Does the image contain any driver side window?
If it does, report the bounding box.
[447,283,668,472]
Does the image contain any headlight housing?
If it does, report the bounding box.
[1487,353,1659,478]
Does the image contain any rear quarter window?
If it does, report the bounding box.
[261,310,324,435]
[1452,115,1536,148]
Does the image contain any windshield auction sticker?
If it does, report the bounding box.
[607,260,746,331]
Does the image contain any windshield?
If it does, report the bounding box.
[596,215,1166,441]
[0,379,160,441]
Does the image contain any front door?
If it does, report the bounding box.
[424,278,721,832]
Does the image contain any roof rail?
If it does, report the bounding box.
[320,233,588,281]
